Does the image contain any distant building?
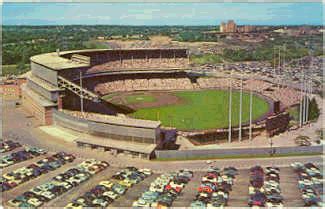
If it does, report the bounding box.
[220,20,256,33]
[220,22,226,33]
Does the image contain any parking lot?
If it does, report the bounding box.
[1,144,323,207]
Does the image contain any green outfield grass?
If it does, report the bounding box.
[125,94,156,104]
[130,90,269,130]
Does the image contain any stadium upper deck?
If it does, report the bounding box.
[30,48,189,71]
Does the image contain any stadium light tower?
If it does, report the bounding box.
[278,47,281,89]
[228,68,233,143]
[282,44,286,88]
[273,47,276,78]
[249,84,253,141]
[305,50,313,124]
[305,79,311,123]
[299,70,304,127]
[79,70,84,117]
[301,71,306,126]
[238,67,243,142]
[303,79,306,124]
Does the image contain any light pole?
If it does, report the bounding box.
[238,68,243,142]
[268,137,274,156]
[228,69,233,143]
[249,88,253,141]
[79,70,84,117]
[299,71,304,127]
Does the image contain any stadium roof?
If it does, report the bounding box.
[76,137,157,154]
[30,48,188,71]
[30,52,90,71]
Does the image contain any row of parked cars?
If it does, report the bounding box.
[248,166,283,208]
[0,146,46,168]
[291,162,324,207]
[7,159,109,208]
[133,169,193,207]
[191,166,238,208]
[0,140,22,153]
[65,166,152,208]
[1,152,75,192]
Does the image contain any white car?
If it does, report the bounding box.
[206,160,213,164]
[249,186,264,195]
[221,175,233,185]
[206,202,224,209]
[202,176,218,183]
[266,201,284,209]
[132,199,151,207]
[149,185,164,193]
[139,168,152,176]
[41,191,56,200]
[212,191,228,200]
[290,162,304,169]
[103,191,119,200]
[170,181,185,189]
[28,198,43,207]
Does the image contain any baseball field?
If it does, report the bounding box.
[106,89,270,130]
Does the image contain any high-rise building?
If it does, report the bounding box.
[220,20,256,33]
[220,22,226,33]
[227,20,237,33]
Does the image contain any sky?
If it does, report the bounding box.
[2,2,323,26]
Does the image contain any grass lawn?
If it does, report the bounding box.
[130,90,269,130]
[190,54,223,65]
[125,94,156,104]
[2,64,30,76]
[287,105,299,121]
[102,93,119,101]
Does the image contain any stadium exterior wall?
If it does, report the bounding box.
[31,62,58,86]
[52,109,161,144]
[21,85,55,125]
[155,145,323,160]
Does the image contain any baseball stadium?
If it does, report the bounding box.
[21,48,300,159]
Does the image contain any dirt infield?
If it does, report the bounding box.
[108,91,184,110]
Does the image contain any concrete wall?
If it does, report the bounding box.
[52,109,160,144]
[31,62,58,86]
[21,87,53,125]
[155,146,323,159]
[27,79,59,102]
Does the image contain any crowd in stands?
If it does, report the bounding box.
[62,109,119,123]
[90,76,300,109]
[87,58,189,74]
[94,78,193,95]
[263,87,300,108]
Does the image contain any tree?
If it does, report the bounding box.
[308,97,320,121]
